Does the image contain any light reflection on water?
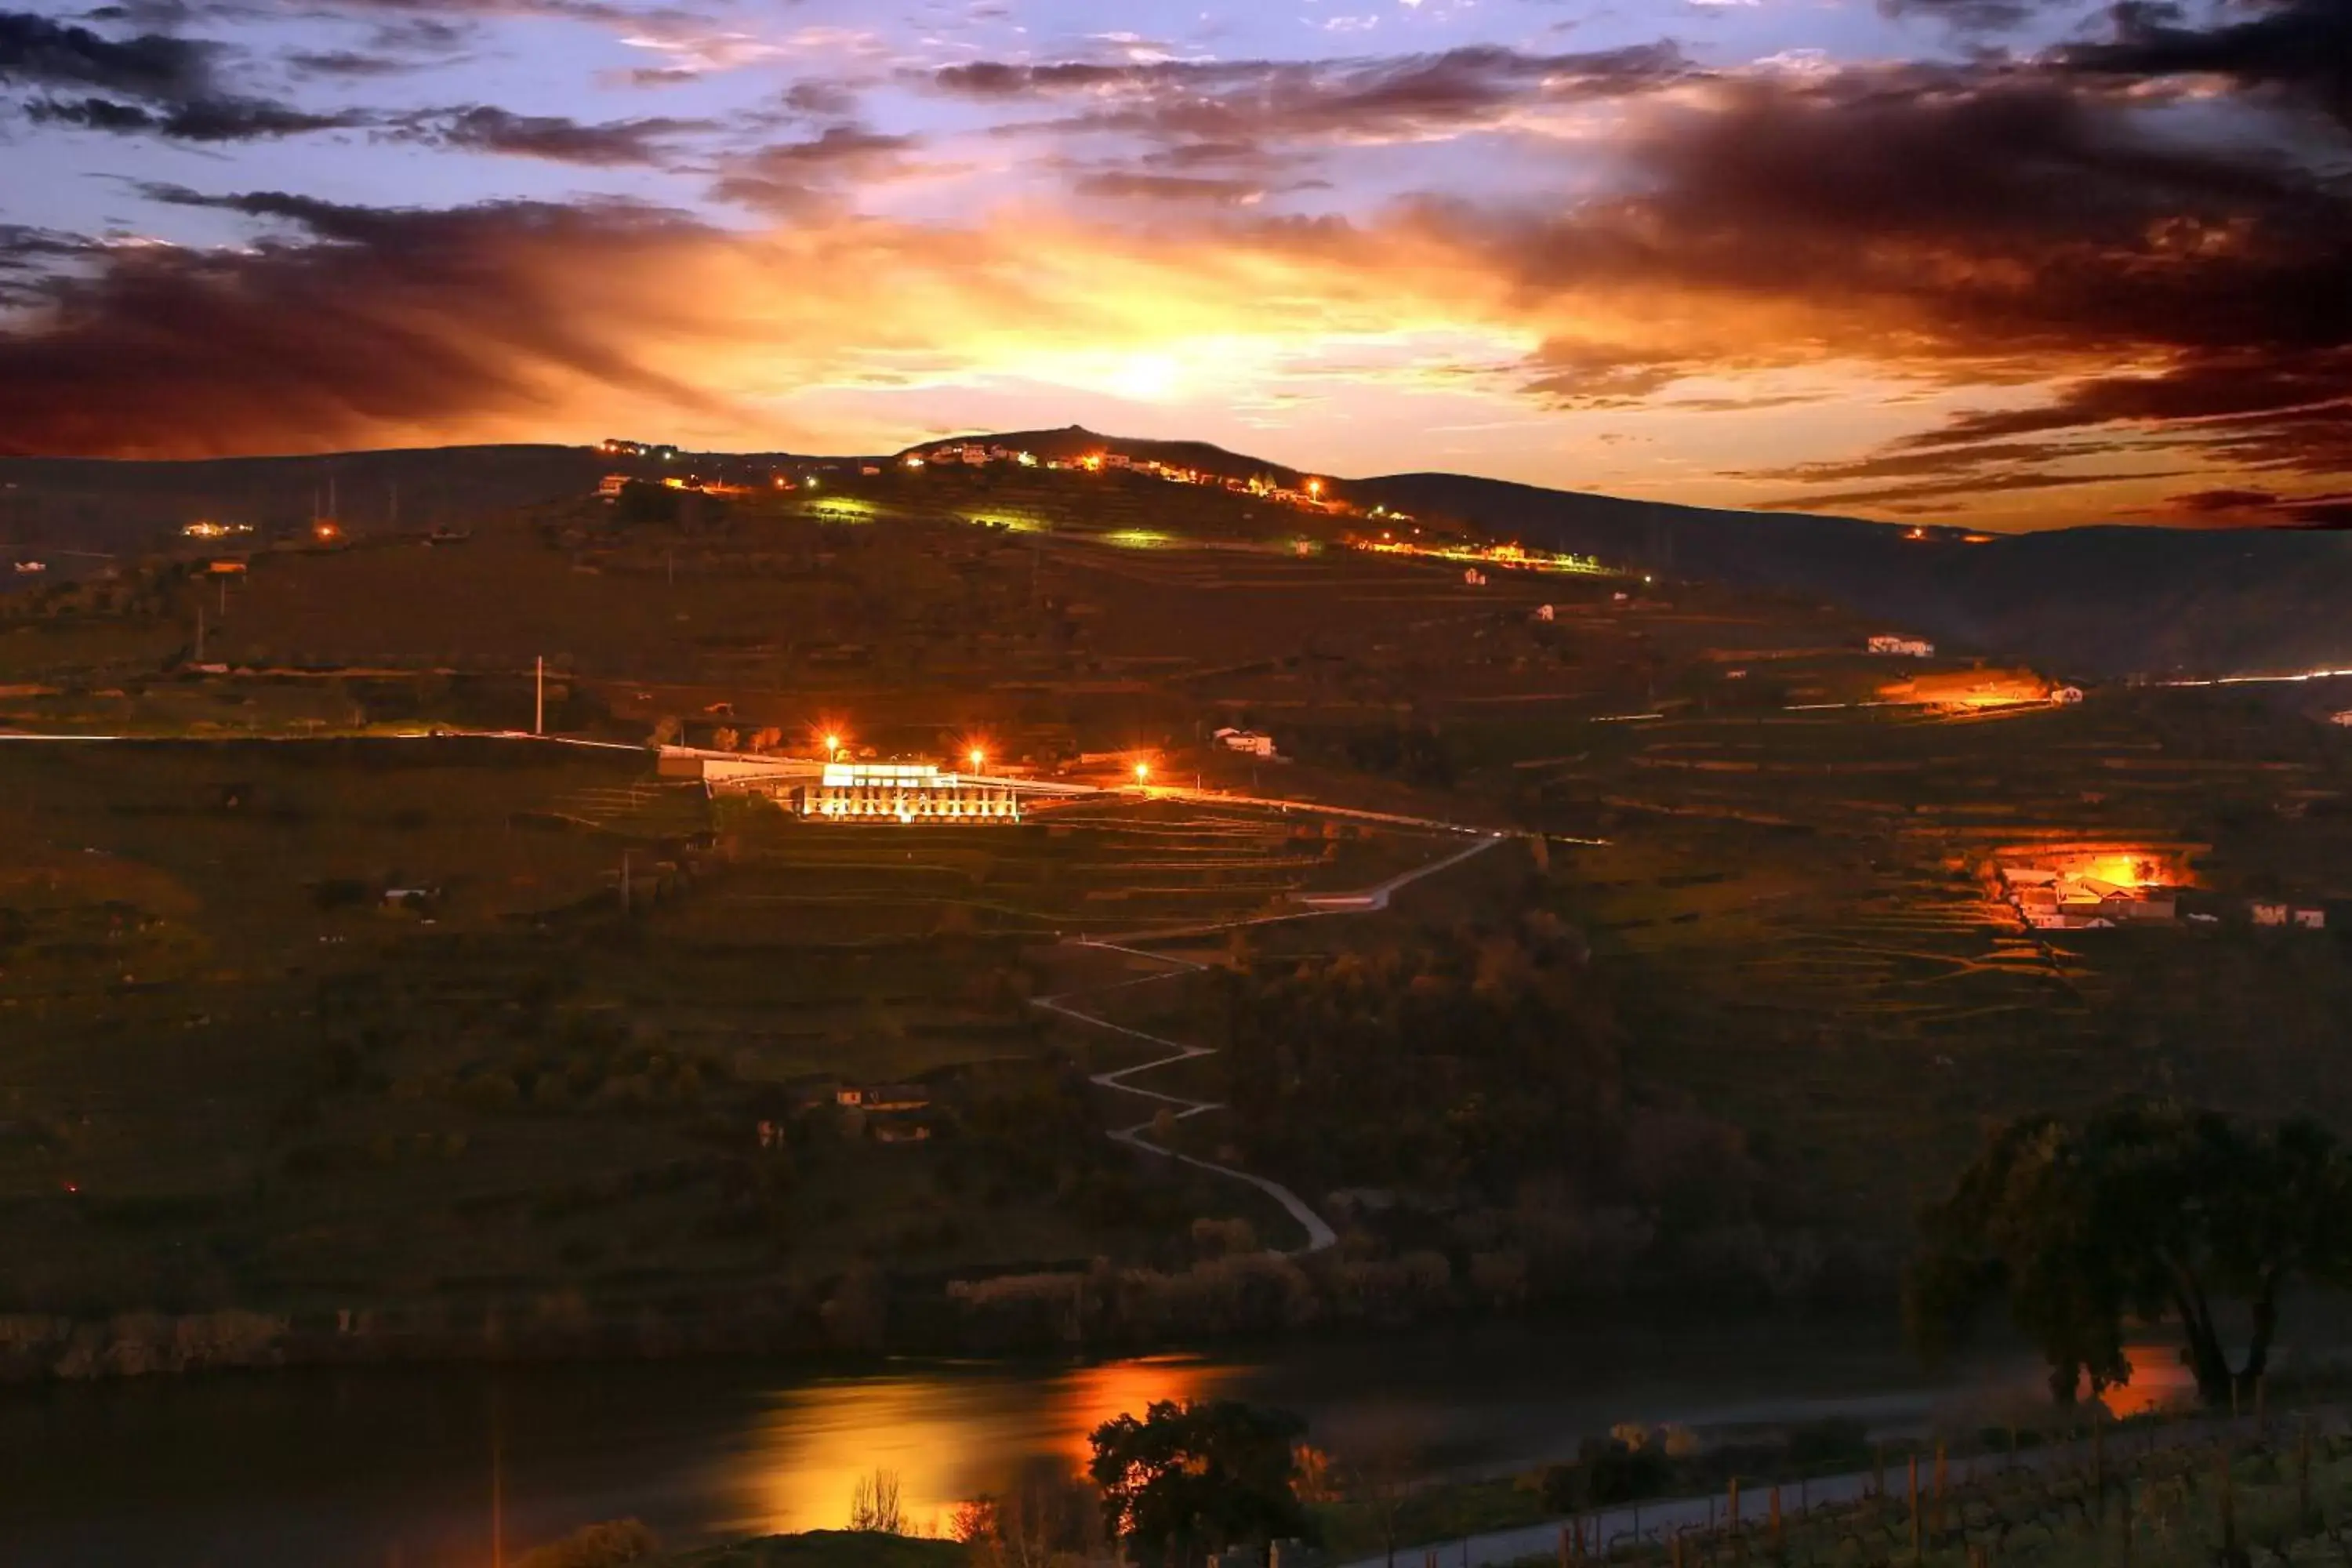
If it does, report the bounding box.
[0,1317,2322,1568]
[739,1356,1240,1537]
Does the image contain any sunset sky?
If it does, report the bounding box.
[0,0,2345,529]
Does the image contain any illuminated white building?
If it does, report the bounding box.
[797,761,1021,822]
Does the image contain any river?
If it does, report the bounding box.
[0,1316,2174,1568]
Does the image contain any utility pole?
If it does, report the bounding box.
[620,848,633,914]
[490,1406,504,1568]
[194,602,205,663]
[534,655,545,735]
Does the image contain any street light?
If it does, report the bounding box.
[1134,761,1151,784]
[823,733,841,760]
[967,748,985,771]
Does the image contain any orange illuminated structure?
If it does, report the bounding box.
[1996,844,2198,929]
[1355,535,1608,576]
[797,762,1020,822]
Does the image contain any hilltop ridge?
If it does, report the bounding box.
[7,430,2350,677]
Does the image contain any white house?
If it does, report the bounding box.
[1214,728,1277,758]
[1868,634,1936,658]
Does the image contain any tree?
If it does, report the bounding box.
[1906,1102,2352,1407]
[848,1467,905,1534]
[514,1519,659,1568]
[612,479,680,526]
[964,1458,1102,1568]
[1088,1399,1311,1568]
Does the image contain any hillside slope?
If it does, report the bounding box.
[1351,471,2352,679]
[8,432,2347,679]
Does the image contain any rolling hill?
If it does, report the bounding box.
[5,428,2347,679]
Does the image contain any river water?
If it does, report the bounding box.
[0,1316,2151,1568]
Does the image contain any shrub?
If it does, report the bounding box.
[513,1519,659,1568]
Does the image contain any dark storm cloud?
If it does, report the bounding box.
[0,191,724,458]
[2056,0,2352,128]
[1402,61,2352,492]
[394,103,712,165]
[28,91,369,138]
[0,8,216,99]
[3,8,379,142]
[927,43,1694,145]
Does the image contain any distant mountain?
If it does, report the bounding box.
[1346,471,2352,679]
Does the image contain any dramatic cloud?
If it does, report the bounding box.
[398,104,712,165]
[2056,0,2352,129]
[928,43,1695,147]
[0,191,733,457]
[2,0,2349,524]
[706,124,928,214]
[1069,171,1271,204]
[28,93,370,139]
[0,9,216,99]
[1875,0,2039,34]
[3,8,365,142]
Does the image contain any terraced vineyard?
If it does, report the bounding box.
[1581,1417,2352,1568]
[674,796,1460,946]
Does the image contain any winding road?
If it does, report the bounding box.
[1030,830,1508,1255]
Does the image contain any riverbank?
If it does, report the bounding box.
[0,1318,2016,1566]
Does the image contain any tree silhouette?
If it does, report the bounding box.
[1907,1102,2352,1406]
[1088,1400,1311,1568]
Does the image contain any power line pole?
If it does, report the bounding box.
[194,602,205,663]
[534,655,545,735]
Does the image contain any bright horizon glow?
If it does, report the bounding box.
[0,0,2338,531]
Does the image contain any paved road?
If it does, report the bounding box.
[1032,833,1509,1254]
[1334,1409,2339,1568]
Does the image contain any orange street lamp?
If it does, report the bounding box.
[967,748,985,771]
[1134,761,1151,784]
[823,733,842,760]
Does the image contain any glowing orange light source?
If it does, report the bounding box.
[1134,761,1151,782]
[1306,478,1323,496]
[312,520,341,542]
[968,748,985,770]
